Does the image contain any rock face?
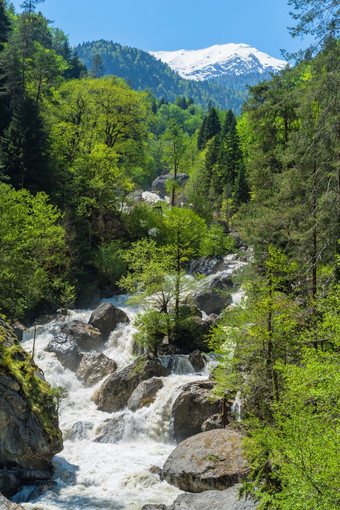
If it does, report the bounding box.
[151,173,189,197]
[0,319,63,498]
[163,429,249,492]
[128,378,164,411]
[60,321,104,351]
[171,380,221,442]
[76,352,117,386]
[94,355,170,413]
[88,302,129,340]
[166,485,256,510]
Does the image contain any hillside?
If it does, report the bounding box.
[75,40,247,113]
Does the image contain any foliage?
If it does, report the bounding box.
[199,223,235,257]
[0,183,72,318]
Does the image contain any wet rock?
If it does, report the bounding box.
[149,465,163,480]
[189,256,225,276]
[76,352,117,386]
[88,302,129,340]
[171,380,221,442]
[152,173,189,197]
[163,429,249,492]
[167,485,256,509]
[0,319,63,498]
[46,334,83,371]
[94,354,170,413]
[64,421,94,441]
[192,289,232,315]
[0,492,25,509]
[60,321,104,351]
[94,415,126,443]
[128,377,164,411]
[141,505,167,510]
[189,350,206,372]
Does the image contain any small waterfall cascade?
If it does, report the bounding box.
[231,391,242,422]
[15,254,247,510]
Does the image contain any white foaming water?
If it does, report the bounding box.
[18,256,245,510]
[19,296,206,510]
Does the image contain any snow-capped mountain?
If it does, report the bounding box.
[149,43,287,81]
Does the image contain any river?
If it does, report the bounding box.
[15,255,245,510]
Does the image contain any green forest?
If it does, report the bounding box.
[0,0,339,508]
[75,40,248,113]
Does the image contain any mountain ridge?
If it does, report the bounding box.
[150,43,287,81]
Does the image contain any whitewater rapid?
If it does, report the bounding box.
[16,256,246,510]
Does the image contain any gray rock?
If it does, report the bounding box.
[60,321,104,351]
[152,173,189,197]
[76,352,117,386]
[128,378,164,411]
[188,350,206,372]
[163,429,249,492]
[94,415,126,443]
[201,413,225,432]
[88,302,129,340]
[168,485,256,510]
[192,289,232,315]
[141,506,167,510]
[93,354,170,413]
[189,256,225,276]
[46,333,82,371]
[172,380,221,442]
[141,505,167,510]
[64,421,94,441]
[0,493,25,509]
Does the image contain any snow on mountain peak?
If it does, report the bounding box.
[149,43,287,81]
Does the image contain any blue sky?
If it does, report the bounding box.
[10,0,310,59]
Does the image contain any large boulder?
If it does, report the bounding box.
[93,355,170,413]
[76,352,117,386]
[171,380,221,442]
[191,289,232,315]
[163,429,249,492]
[128,378,164,411]
[88,302,129,340]
[46,334,82,371]
[60,321,104,351]
[0,319,63,498]
[191,273,234,315]
[152,174,189,197]
[166,485,255,510]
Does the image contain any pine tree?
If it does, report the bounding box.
[91,53,105,78]
[0,96,49,193]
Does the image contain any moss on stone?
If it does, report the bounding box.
[0,320,62,443]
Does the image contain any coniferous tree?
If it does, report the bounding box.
[91,53,105,78]
[0,96,49,193]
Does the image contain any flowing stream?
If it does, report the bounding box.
[15,255,246,510]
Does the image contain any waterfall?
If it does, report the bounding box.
[16,254,246,510]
